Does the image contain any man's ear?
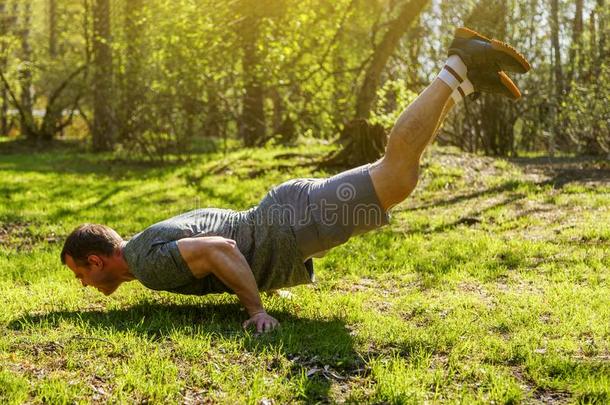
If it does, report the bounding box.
[87,255,104,270]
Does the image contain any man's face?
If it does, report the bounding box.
[65,254,120,296]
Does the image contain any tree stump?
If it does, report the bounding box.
[320,119,387,168]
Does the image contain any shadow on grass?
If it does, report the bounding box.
[0,152,176,179]
[421,193,526,235]
[409,156,609,212]
[510,155,610,188]
[8,302,360,401]
[407,179,528,211]
[0,137,226,180]
[0,138,85,155]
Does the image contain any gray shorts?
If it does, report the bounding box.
[259,164,390,259]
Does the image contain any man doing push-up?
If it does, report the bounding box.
[61,28,531,333]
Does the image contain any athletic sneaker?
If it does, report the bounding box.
[449,27,531,74]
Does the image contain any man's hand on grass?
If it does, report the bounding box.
[243,311,279,333]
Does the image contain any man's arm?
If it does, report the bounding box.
[176,236,279,333]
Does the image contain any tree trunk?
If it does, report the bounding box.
[586,0,608,154]
[0,0,10,135]
[205,87,222,138]
[588,9,596,82]
[550,0,563,97]
[92,0,114,151]
[19,1,34,140]
[597,0,606,65]
[321,0,430,168]
[269,88,296,145]
[320,119,387,168]
[49,0,57,57]
[461,0,516,157]
[241,80,265,146]
[238,1,266,147]
[119,0,143,142]
[406,19,423,90]
[124,0,143,83]
[549,0,563,155]
[355,0,430,119]
[568,0,584,83]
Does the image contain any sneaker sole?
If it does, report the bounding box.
[455,27,532,73]
[498,71,522,100]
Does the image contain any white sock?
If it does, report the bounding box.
[451,78,475,104]
[437,55,468,91]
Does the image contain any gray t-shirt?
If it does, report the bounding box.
[123,204,314,296]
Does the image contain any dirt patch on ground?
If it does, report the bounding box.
[510,156,610,187]
[511,366,571,404]
[457,282,497,308]
[425,149,505,186]
[401,152,608,243]
[1,347,72,387]
[495,277,545,296]
[0,221,61,250]
[424,151,609,192]
[286,352,372,402]
[287,353,368,380]
[330,277,408,296]
[499,198,596,242]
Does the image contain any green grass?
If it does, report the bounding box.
[1,141,608,403]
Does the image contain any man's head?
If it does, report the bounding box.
[61,224,128,295]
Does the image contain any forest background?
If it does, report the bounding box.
[0,0,607,160]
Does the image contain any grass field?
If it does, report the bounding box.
[0,141,608,404]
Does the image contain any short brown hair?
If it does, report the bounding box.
[61,224,122,265]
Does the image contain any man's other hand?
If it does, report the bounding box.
[243,311,279,333]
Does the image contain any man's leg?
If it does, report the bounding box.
[286,77,459,260]
[369,78,454,211]
[369,27,531,211]
[285,28,531,259]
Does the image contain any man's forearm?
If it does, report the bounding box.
[176,237,267,316]
[211,246,266,316]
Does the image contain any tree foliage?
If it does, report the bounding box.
[0,0,607,158]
